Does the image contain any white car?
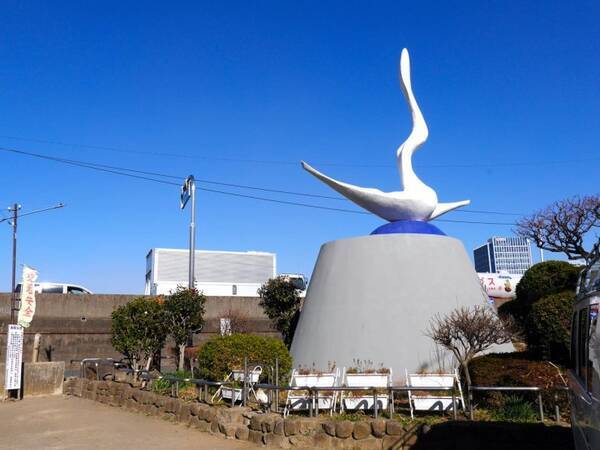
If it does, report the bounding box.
[15,282,93,295]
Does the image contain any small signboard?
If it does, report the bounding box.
[4,324,23,390]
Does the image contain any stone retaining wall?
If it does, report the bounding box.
[64,379,423,449]
[63,379,574,450]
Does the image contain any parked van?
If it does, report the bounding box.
[569,260,600,450]
[15,282,93,295]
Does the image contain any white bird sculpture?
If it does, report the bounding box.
[301,48,469,222]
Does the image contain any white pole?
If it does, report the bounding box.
[188,177,196,289]
[540,248,544,262]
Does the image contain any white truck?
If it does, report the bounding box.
[146,248,297,297]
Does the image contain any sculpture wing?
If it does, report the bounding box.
[301,161,405,221]
[428,200,471,220]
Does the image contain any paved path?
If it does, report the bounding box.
[0,396,260,450]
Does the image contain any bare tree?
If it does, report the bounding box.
[426,306,515,386]
[516,195,600,263]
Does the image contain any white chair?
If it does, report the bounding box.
[340,367,392,412]
[284,368,340,416]
[405,369,464,419]
[212,365,263,404]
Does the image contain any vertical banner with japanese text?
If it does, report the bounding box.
[4,324,24,390]
[17,266,38,328]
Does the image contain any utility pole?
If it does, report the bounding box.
[9,204,20,324]
[180,176,196,289]
[2,203,65,323]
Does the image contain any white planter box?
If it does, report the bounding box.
[412,396,458,412]
[345,373,389,388]
[288,395,335,410]
[221,387,243,403]
[343,395,389,410]
[294,373,337,387]
[232,370,260,383]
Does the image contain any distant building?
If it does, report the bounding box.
[473,236,533,275]
[145,248,276,296]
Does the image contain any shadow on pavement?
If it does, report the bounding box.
[410,421,574,450]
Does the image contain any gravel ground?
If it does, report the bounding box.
[0,395,260,450]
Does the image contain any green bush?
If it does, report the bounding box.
[258,277,302,347]
[525,291,573,363]
[498,299,527,327]
[197,334,293,383]
[111,297,167,370]
[151,370,193,395]
[492,395,537,422]
[515,261,580,309]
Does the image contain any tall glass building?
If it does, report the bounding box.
[473,236,533,275]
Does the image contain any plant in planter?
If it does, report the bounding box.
[285,363,340,414]
[220,380,244,403]
[342,359,392,411]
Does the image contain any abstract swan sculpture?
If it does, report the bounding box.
[301,48,469,222]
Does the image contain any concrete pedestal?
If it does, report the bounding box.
[290,233,508,378]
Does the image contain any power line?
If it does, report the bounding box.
[0,146,523,215]
[4,148,520,213]
[1,134,599,169]
[0,146,516,225]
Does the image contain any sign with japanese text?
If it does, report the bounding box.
[4,325,23,390]
[17,266,38,328]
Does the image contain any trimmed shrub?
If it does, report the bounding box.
[525,291,573,363]
[197,334,292,383]
[469,352,569,413]
[515,261,580,308]
[498,299,527,329]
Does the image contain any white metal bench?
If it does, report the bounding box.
[405,369,464,418]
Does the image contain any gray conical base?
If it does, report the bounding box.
[290,233,511,378]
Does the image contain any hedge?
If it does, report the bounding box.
[469,352,569,413]
[515,261,580,308]
[525,291,574,364]
[197,334,292,383]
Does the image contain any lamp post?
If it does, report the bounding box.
[2,203,65,323]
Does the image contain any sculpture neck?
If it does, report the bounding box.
[397,141,424,190]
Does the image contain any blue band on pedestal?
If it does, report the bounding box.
[370,220,446,236]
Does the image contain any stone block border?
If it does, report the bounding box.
[64,379,424,449]
[64,379,573,449]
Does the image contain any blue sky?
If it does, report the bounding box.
[0,1,598,293]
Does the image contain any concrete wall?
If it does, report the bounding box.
[0,361,64,398]
[0,294,277,372]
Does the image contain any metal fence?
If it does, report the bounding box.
[74,357,570,423]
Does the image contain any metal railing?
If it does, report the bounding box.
[468,385,570,422]
[73,358,119,381]
[73,357,570,423]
